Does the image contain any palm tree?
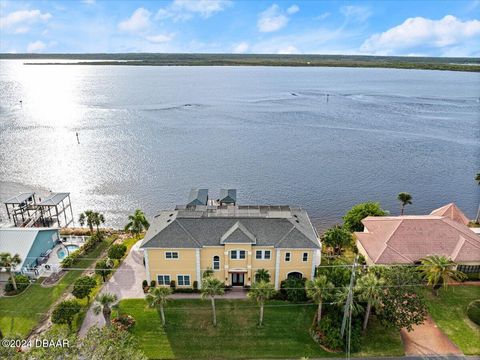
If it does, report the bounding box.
[0,252,22,291]
[145,286,172,326]
[124,209,150,238]
[93,292,118,327]
[355,272,385,332]
[248,281,276,326]
[419,255,466,296]
[397,192,412,215]
[475,172,480,223]
[254,268,270,283]
[201,277,225,326]
[305,275,334,327]
[79,210,105,234]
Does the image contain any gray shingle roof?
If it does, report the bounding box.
[140,206,320,249]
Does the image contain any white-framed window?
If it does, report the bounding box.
[213,255,220,270]
[230,250,246,259]
[302,252,308,262]
[165,251,179,259]
[285,252,291,262]
[255,250,271,260]
[157,275,171,286]
[177,275,191,286]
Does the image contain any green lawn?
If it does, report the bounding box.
[425,285,480,355]
[0,240,109,338]
[117,299,403,359]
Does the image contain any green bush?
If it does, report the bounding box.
[4,274,30,294]
[467,300,480,326]
[280,277,307,302]
[150,280,156,288]
[142,280,148,288]
[193,280,198,291]
[174,288,196,293]
[108,243,127,260]
[61,249,81,269]
[316,313,361,352]
[112,314,136,331]
[170,280,176,290]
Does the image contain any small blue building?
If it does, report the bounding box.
[0,228,59,274]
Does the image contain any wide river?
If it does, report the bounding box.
[0,60,479,232]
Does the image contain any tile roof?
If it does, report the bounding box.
[355,212,480,264]
[140,205,320,249]
[430,203,470,226]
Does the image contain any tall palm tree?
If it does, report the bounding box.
[419,255,466,296]
[248,281,276,326]
[201,277,225,326]
[93,292,118,327]
[305,275,334,327]
[355,272,385,331]
[0,252,22,291]
[145,286,172,326]
[124,209,150,238]
[79,210,105,234]
[397,192,412,215]
[475,172,480,223]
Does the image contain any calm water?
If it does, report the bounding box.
[0,60,479,232]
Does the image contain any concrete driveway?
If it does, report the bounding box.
[401,315,463,356]
[79,240,146,337]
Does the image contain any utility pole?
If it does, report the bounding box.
[341,255,359,359]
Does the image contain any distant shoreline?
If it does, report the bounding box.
[1,53,479,72]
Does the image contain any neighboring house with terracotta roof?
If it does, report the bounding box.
[430,203,470,226]
[354,203,480,274]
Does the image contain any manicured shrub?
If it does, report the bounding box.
[467,300,480,326]
[61,249,81,269]
[280,277,307,302]
[112,314,136,331]
[108,243,127,260]
[170,280,176,290]
[174,288,195,293]
[150,280,156,288]
[4,274,30,294]
[142,280,148,288]
[193,280,198,291]
[315,313,361,352]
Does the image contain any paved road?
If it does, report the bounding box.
[79,240,146,337]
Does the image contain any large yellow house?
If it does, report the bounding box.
[140,192,321,289]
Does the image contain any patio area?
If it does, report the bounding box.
[22,235,89,278]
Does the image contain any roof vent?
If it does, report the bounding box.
[167,219,171,223]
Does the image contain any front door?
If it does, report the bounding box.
[231,273,244,286]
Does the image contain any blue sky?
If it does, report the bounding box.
[1,0,479,56]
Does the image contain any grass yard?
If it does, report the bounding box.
[0,240,109,338]
[356,316,404,357]
[425,285,480,355]
[117,299,403,359]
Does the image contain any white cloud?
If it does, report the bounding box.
[0,9,52,30]
[287,5,299,15]
[340,5,371,23]
[118,8,151,33]
[258,4,297,33]
[14,27,29,34]
[361,15,480,56]
[146,33,175,43]
[156,0,231,21]
[277,45,298,54]
[27,40,46,53]
[232,41,249,53]
[315,12,331,21]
